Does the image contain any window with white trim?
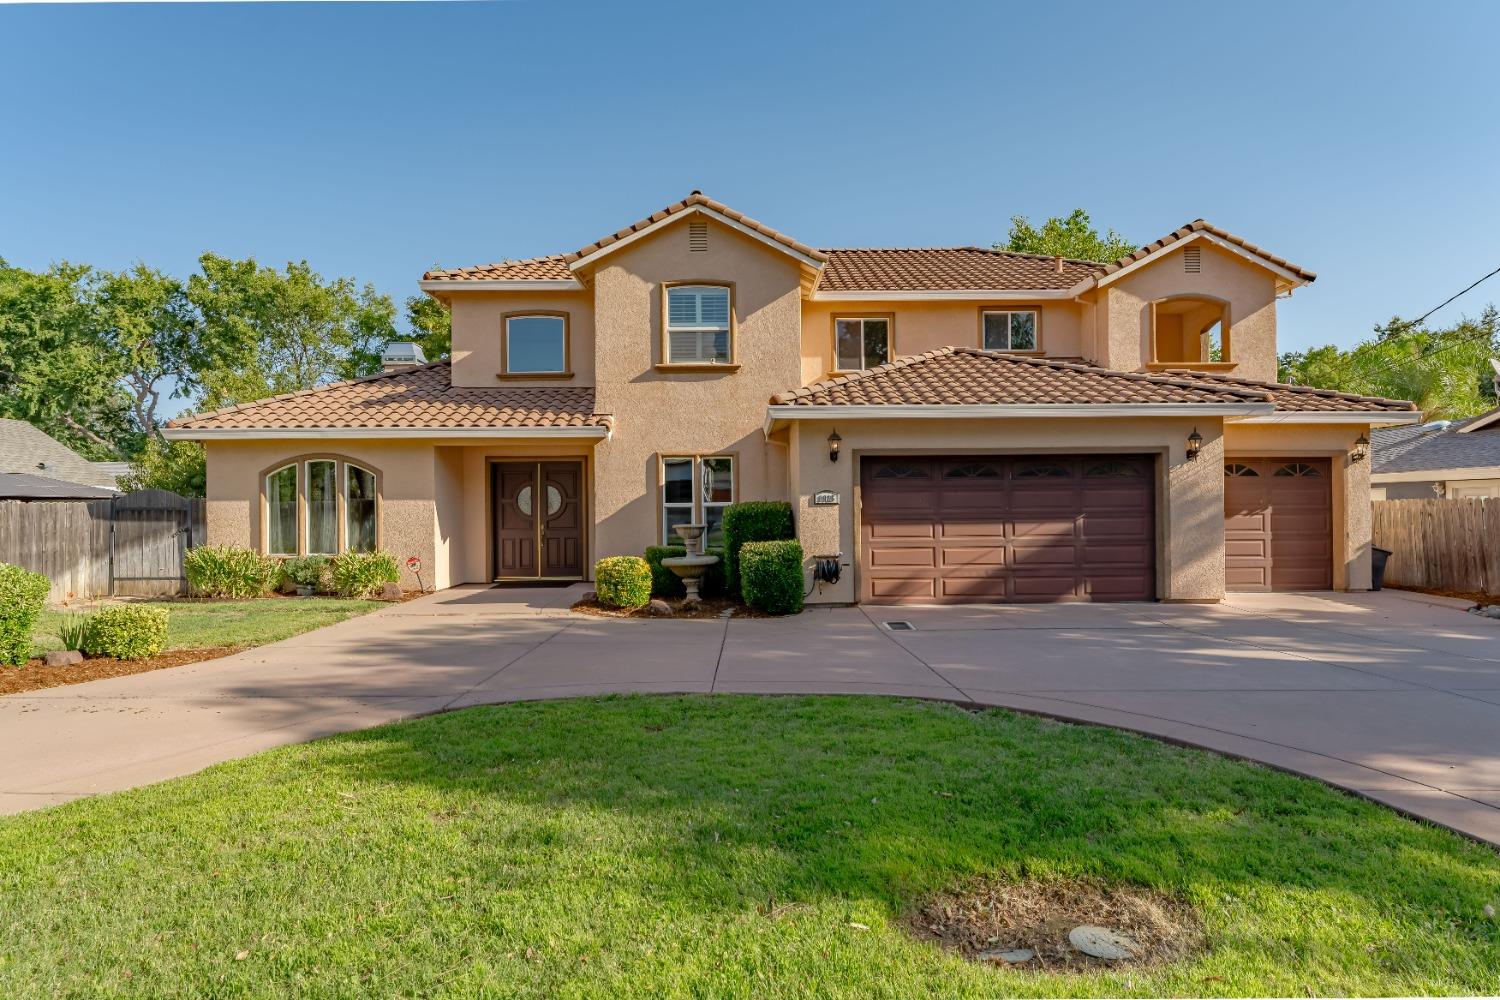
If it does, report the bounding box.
[982,310,1038,352]
[661,455,735,547]
[666,285,732,364]
[504,314,567,374]
[345,464,378,552]
[306,460,338,555]
[834,317,890,371]
[262,458,379,557]
[265,465,297,556]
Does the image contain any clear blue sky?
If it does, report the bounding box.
[4,0,1499,370]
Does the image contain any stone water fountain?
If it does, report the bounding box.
[661,523,719,605]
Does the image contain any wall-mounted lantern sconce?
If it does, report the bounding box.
[828,429,843,463]
[1351,432,1370,463]
[1186,427,1204,461]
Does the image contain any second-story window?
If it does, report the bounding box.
[666,285,732,364]
[503,313,568,375]
[982,310,1038,352]
[834,316,891,372]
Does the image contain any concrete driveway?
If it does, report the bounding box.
[3,586,1499,846]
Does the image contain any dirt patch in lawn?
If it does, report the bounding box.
[906,875,1204,973]
[570,597,770,620]
[3,648,241,695]
[1387,584,1498,609]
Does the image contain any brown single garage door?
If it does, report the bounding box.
[1224,458,1333,591]
[859,455,1156,604]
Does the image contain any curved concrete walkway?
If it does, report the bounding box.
[3,585,1498,847]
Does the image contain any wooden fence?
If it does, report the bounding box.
[0,491,206,603]
[1371,498,1499,594]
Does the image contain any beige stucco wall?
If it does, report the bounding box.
[1099,242,1279,380]
[587,218,802,558]
[448,290,594,388]
[1223,422,1371,590]
[798,300,1085,383]
[203,439,442,590]
[785,416,1226,604]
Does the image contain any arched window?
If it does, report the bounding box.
[261,457,380,556]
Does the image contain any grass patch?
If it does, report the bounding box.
[31,598,383,657]
[0,695,1496,997]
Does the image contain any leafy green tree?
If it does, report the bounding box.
[118,437,206,497]
[93,264,203,437]
[1278,306,1499,420]
[406,294,451,360]
[1000,209,1137,263]
[185,254,397,409]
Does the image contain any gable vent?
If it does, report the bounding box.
[1183,246,1202,273]
[689,220,709,252]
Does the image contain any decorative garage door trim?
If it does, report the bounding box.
[1224,457,1333,591]
[859,454,1156,605]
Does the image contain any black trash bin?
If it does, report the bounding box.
[1371,546,1392,591]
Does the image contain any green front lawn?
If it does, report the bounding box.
[1,696,1495,997]
[32,597,383,656]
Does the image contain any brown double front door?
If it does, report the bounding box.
[492,460,585,580]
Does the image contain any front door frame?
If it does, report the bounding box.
[487,457,589,582]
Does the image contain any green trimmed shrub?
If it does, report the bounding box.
[739,540,805,615]
[721,502,795,598]
[185,545,275,599]
[281,556,329,593]
[595,556,652,609]
[329,551,400,598]
[82,605,169,660]
[644,545,687,598]
[0,562,49,666]
[701,546,726,599]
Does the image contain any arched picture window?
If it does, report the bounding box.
[345,464,378,553]
[306,460,338,555]
[265,465,297,555]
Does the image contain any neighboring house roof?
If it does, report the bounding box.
[1091,219,1318,286]
[0,472,117,500]
[164,362,611,437]
[770,348,1275,408]
[1373,417,1500,475]
[817,248,1098,292]
[1156,370,1418,414]
[0,418,122,490]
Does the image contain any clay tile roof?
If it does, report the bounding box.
[166,361,611,432]
[771,348,1274,407]
[1094,219,1317,283]
[1157,369,1418,413]
[817,247,1099,292]
[422,255,574,283]
[564,191,827,267]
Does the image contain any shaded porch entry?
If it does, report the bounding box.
[491,460,586,580]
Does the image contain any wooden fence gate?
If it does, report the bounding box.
[1371,497,1499,595]
[0,491,206,602]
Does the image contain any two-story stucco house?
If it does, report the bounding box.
[164,192,1421,604]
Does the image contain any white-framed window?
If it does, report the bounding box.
[265,465,297,556]
[834,317,890,371]
[665,285,732,364]
[661,455,735,547]
[504,313,567,374]
[306,459,338,555]
[344,463,378,553]
[982,310,1038,352]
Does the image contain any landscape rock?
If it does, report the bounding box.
[44,650,84,667]
[1067,925,1137,961]
[380,582,403,601]
[581,590,597,602]
[977,948,1034,964]
[647,599,673,617]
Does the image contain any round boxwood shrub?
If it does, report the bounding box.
[185,545,275,599]
[0,562,50,667]
[739,539,805,615]
[82,605,170,660]
[721,501,795,598]
[595,556,652,609]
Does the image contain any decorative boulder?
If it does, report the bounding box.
[44,650,84,667]
[647,599,673,617]
[380,582,403,601]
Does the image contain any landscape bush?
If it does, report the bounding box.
[643,546,687,598]
[0,562,49,666]
[739,539,805,615]
[721,502,795,598]
[185,546,276,599]
[280,556,329,593]
[81,605,170,660]
[328,551,400,598]
[594,556,652,609]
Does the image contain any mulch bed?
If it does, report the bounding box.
[906,875,1204,973]
[1387,584,1497,609]
[570,597,770,620]
[3,648,241,696]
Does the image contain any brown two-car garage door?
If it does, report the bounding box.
[1224,458,1333,591]
[859,454,1156,604]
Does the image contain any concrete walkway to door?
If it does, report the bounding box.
[2,585,1499,847]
